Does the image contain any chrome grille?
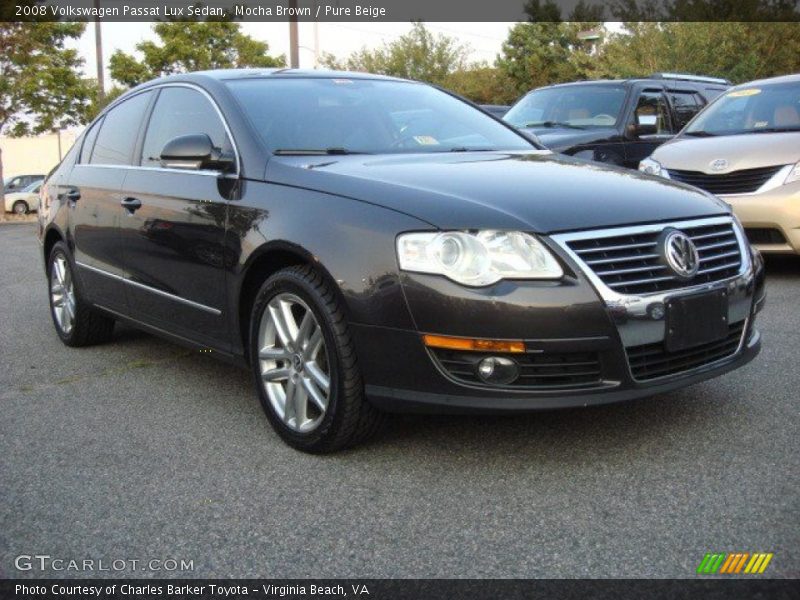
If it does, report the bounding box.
[667,165,785,195]
[564,220,743,296]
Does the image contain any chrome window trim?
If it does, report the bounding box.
[74,163,225,178]
[550,215,751,305]
[75,261,222,316]
[78,82,241,179]
[663,164,792,197]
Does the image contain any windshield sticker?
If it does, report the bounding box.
[413,135,440,145]
[727,89,761,97]
[753,121,769,128]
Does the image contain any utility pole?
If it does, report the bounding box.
[94,0,104,100]
[289,0,300,68]
[313,19,320,69]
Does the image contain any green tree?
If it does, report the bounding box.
[320,22,469,86]
[597,22,800,84]
[497,21,605,94]
[0,22,92,195]
[109,21,284,88]
[444,66,520,105]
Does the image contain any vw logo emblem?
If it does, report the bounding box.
[663,230,699,279]
[709,158,729,172]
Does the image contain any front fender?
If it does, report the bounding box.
[230,180,431,335]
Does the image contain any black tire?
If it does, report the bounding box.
[47,241,115,347]
[249,265,385,453]
[12,200,28,215]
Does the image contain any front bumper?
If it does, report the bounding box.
[358,325,760,413]
[352,217,765,413]
[722,182,800,254]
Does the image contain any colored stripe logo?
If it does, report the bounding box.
[697,552,773,574]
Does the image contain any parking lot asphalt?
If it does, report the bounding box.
[0,222,797,579]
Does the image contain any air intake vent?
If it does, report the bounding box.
[745,228,787,245]
[667,165,785,195]
[626,320,745,381]
[430,348,603,389]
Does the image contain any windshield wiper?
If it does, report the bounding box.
[683,131,717,137]
[522,121,587,130]
[747,127,800,134]
[273,148,368,156]
[447,147,495,152]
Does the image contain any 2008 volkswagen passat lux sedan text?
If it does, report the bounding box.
[38,69,766,452]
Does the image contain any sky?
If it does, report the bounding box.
[69,21,518,86]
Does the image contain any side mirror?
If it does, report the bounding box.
[628,122,659,138]
[160,134,235,172]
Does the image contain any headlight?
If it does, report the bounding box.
[785,161,800,185]
[638,157,665,176]
[396,230,563,286]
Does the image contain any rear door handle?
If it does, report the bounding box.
[120,197,142,212]
[66,189,81,202]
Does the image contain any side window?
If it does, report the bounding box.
[633,90,673,135]
[140,87,233,168]
[79,117,103,164]
[669,91,702,130]
[90,92,152,166]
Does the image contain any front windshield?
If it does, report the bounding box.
[685,81,800,136]
[503,85,626,129]
[225,77,534,154]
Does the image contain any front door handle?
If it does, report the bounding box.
[66,189,81,202]
[120,197,142,212]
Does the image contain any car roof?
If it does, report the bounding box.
[145,68,410,86]
[105,68,421,115]
[730,73,800,88]
[530,77,729,92]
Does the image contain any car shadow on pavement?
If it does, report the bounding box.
[368,387,725,460]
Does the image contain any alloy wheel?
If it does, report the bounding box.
[50,254,76,335]
[257,292,331,433]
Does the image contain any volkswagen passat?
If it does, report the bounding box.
[38,70,765,452]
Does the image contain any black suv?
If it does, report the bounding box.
[504,73,730,169]
[39,70,763,452]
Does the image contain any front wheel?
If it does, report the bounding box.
[12,200,28,215]
[249,265,384,453]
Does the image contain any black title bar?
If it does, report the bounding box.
[4,0,800,22]
[2,579,799,600]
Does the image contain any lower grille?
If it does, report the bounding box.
[431,348,602,389]
[565,219,743,295]
[667,165,785,195]
[746,227,787,245]
[626,320,745,381]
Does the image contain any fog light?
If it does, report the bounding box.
[476,356,519,385]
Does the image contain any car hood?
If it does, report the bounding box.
[653,132,800,172]
[265,151,729,233]
[520,127,616,152]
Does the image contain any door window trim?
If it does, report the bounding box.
[74,83,241,178]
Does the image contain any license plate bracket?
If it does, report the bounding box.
[665,289,729,353]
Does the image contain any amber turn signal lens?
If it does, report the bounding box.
[422,334,525,353]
